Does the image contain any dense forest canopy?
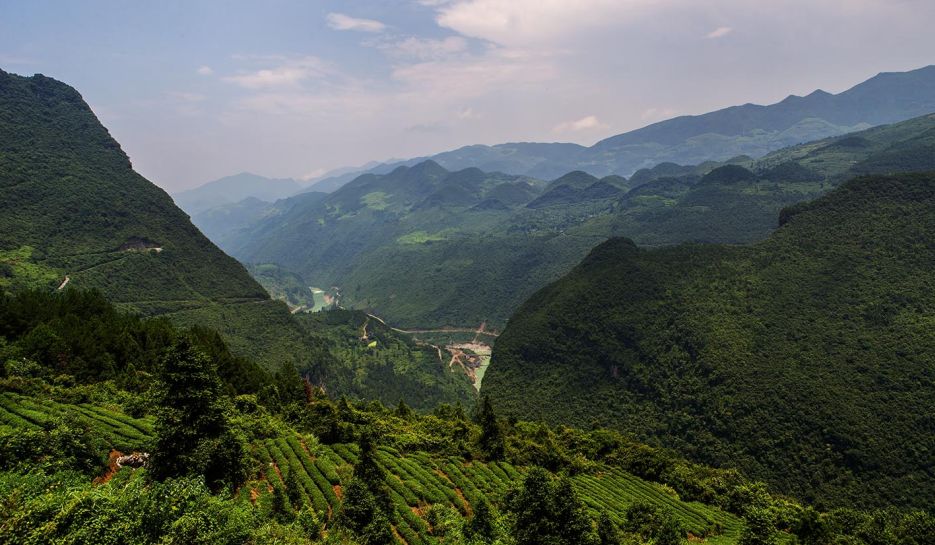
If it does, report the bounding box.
[484,172,935,510]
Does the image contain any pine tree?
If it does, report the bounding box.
[149,337,246,492]
[466,499,497,543]
[338,478,394,545]
[554,475,598,545]
[274,362,307,407]
[597,513,621,545]
[354,429,386,487]
[508,467,597,545]
[477,395,505,461]
[396,399,413,419]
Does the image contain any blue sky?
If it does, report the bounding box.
[2,0,935,191]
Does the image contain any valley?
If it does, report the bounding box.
[214,111,935,338]
[2,17,935,542]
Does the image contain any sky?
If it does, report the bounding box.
[2,0,935,192]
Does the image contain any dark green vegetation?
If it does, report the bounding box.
[299,65,935,182]
[485,172,935,510]
[3,325,931,544]
[0,69,475,409]
[246,262,325,311]
[224,113,935,329]
[298,310,476,410]
[0,68,280,356]
[3,64,934,544]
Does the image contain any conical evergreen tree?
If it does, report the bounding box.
[149,337,246,492]
[597,512,621,545]
[477,395,504,461]
[466,499,498,543]
[508,467,597,545]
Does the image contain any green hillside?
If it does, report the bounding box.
[484,172,935,509]
[0,69,475,410]
[0,69,266,307]
[225,115,935,330]
[3,362,929,544]
[0,203,928,545]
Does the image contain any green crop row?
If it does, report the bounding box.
[283,435,338,513]
[330,443,358,465]
[242,440,739,544]
[0,393,153,451]
[441,461,487,508]
[0,401,38,429]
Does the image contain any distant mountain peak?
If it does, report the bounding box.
[173,172,301,216]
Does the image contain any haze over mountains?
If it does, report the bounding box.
[283,65,935,190]
[178,65,935,216]
[173,172,303,216]
[211,112,935,330]
[163,65,935,336]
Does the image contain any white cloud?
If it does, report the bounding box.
[641,107,678,121]
[406,122,448,133]
[435,0,662,46]
[552,115,609,134]
[196,65,214,76]
[457,107,477,120]
[0,53,37,65]
[705,26,733,39]
[391,47,557,99]
[299,168,327,181]
[326,12,386,32]
[223,56,329,89]
[382,36,468,60]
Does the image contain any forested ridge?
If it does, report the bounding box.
[224,114,935,330]
[484,172,935,510]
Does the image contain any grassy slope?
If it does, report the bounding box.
[484,172,935,509]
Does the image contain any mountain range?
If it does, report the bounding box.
[2,60,935,544]
[184,65,935,245]
[219,112,935,329]
[288,64,935,189]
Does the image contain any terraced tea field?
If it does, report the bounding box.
[0,392,744,544]
[0,392,153,452]
[249,436,744,544]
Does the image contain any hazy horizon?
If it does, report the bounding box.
[3,0,934,192]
